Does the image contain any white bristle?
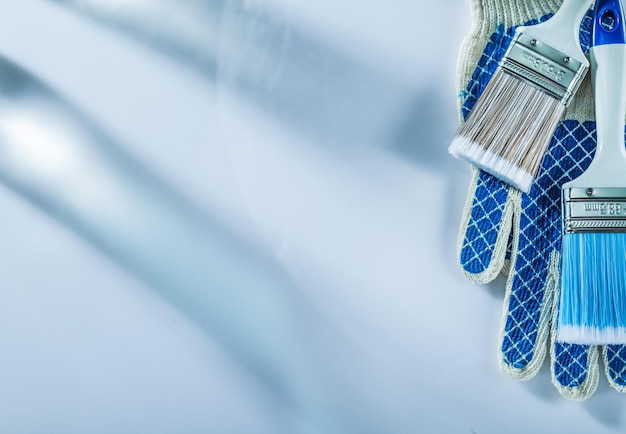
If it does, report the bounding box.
[450,71,565,192]
[448,136,534,192]
[557,326,626,345]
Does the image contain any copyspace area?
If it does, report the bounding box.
[0,1,620,433]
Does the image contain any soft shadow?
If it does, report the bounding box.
[583,365,625,428]
[520,360,560,402]
[389,86,455,171]
[484,274,508,300]
[217,0,416,151]
[440,159,475,270]
[0,55,386,434]
[48,0,224,78]
[389,81,476,269]
[50,0,417,154]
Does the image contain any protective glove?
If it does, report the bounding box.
[455,0,626,400]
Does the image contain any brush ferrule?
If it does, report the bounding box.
[501,33,588,106]
[563,187,626,233]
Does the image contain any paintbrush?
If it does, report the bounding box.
[449,0,592,193]
[558,0,626,345]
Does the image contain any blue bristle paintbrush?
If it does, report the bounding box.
[558,0,626,345]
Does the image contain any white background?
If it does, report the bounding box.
[0,0,621,433]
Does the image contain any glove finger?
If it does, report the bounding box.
[501,120,596,385]
[550,257,599,400]
[549,255,599,400]
[455,8,561,283]
[551,342,599,400]
[456,23,514,283]
[458,9,594,284]
[458,168,514,282]
[546,120,597,399]
[602,346,626,393]
[499,191,551,379]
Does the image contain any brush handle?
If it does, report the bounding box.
[520,0,593,65]
[565,0,626,188]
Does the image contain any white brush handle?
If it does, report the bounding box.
[521,0,592,64]
[566,43,626,187]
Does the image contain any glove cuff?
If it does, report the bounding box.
[469,0,562,30]
[456,0,563,120]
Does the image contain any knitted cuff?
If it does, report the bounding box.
[470,0,562,31]
[456,0,563,119]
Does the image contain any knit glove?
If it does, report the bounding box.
[456,0,626,400]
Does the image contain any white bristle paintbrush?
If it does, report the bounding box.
[449,0,592,193]
[558,0,626,345]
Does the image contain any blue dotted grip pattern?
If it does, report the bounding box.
[458,11,626,389]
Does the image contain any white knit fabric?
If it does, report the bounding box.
[498,191,553,382]
[456,167,515,283]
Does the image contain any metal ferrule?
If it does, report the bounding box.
[500,33,588,105]
[563,187,626,233]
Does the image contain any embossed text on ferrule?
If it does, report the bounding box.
[583,202,624,215]
[500,34,588,106]
[568,201,626,218]
[563,188,626,233]
[519,51,566,82]
[502,33,587,105]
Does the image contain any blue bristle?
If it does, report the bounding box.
[559,232,626,344]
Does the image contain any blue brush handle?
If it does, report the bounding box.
[565,0,626,188]
[591,0,626,174]
[594,0,626,45]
